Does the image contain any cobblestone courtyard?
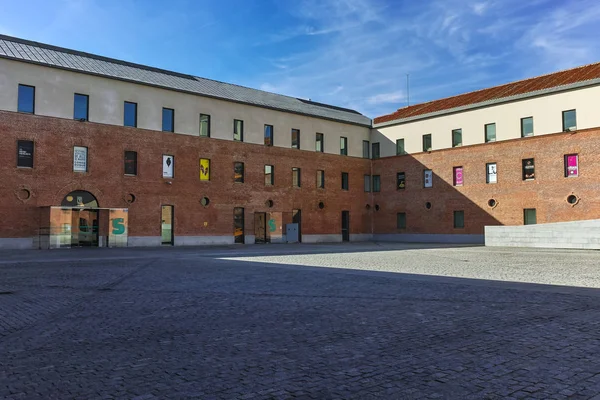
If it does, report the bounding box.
[1,243,600,399]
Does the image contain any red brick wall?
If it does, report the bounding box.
[0,111,372,239]
[372,128,600,234]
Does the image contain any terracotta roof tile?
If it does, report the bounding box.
[374,62,600,125]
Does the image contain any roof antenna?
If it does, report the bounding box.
[406,73,410,107]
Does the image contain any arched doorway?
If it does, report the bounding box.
[62,190,99,247]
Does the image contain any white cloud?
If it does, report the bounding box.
[367,92,404,105]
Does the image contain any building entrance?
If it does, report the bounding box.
[70,208,99,247]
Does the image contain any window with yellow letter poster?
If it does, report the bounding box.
[199,158,210,181]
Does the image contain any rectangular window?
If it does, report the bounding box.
[317,170,325,188]
[162,155,174,178]
[162,108,174,132]
[18,84,35,114]
[486,162,497,184]
[292,167,301,187]
[397,212,406,229]
[341,172,349,190]
[234,162,244,183]
[372,142,380,159]
[364,175,371,192]
[234,119,244,141]
[452,129,462,147]
[124,102,137,127]
[340,137,348,156]
[373,175,381,192]
[397,172,406,190]
[73,146,88,172]
[565,154,579,177]
[423,169,432,188]
[562,110,577,132]
[363,140,370,158]
[264,125,273,146]
[292,129,300,149]
[423,134,432,152]
[74,93,89,121]
[522,158,535,180]
[453,211,465,229]
[124,151,137,175]
[453,166,464,186]
[316,133,324,152]
[265,165,274,186]
[485,123,496,143]
[199,158,210,181]
[396,139,405,155]
[17,140,34,168]
[521,117,534,137]
[200,114,210,137]
[524,208,537,225]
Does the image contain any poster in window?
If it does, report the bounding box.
[454,167,463,186]
[487,163,497,183]
[523,159,535,180]
[566,154,578,177]
[199,158,210,181]
[17,140,34,168]
[424,169,433,188]
[163,155,174,178]
[73,146,88,172]
[397,172,406,190]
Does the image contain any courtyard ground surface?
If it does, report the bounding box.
[1,242,600,399]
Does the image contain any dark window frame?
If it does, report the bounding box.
[234,162,245,183]
[396,139,405,155]
[372,175,381,192]
[124,150,138,176]
[485,123,496,143]
[162,108,175,132]
[292,129,301,149]
[422,134,432,152]
[397,172,406,190]
[524,208,537,225]
[521,117,534,137]
[234,119,244,141]
[17,84,35,114]
[362,140,370,158]
[341,172,349,190]
[316,133,324,152]
[264,124,274,146]
[340,136,348,156]
[364,175,371,192]
[73,93,89,121]
[562,109,577,132]
[453,210,465,229]
[317,170,325,189]
[451,129,462,147]
[200,114,211,137]
[124,101,138,128]
[265,165,274,186]
[292,167,301,188]
[397,212,407,229]
[16,140,34,168]
[372,142,380,159]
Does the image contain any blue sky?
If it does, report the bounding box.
[1,0,599,118]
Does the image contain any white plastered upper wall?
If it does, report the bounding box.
[370,84,600,157]
[0,58,370,157]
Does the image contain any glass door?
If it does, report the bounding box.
[341,211,350,242]
[234,207,245,244]
[71,209,99,247]
[161,205,174,245]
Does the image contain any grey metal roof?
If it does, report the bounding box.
[0,35,371,127]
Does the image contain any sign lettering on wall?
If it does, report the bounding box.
[73,146,88,172]
[199,158,210,181]
[454,167,463,186]
[163,155,174,178]
[424,169,433,188]
[566,154,579,177]
[17,140,34,168]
